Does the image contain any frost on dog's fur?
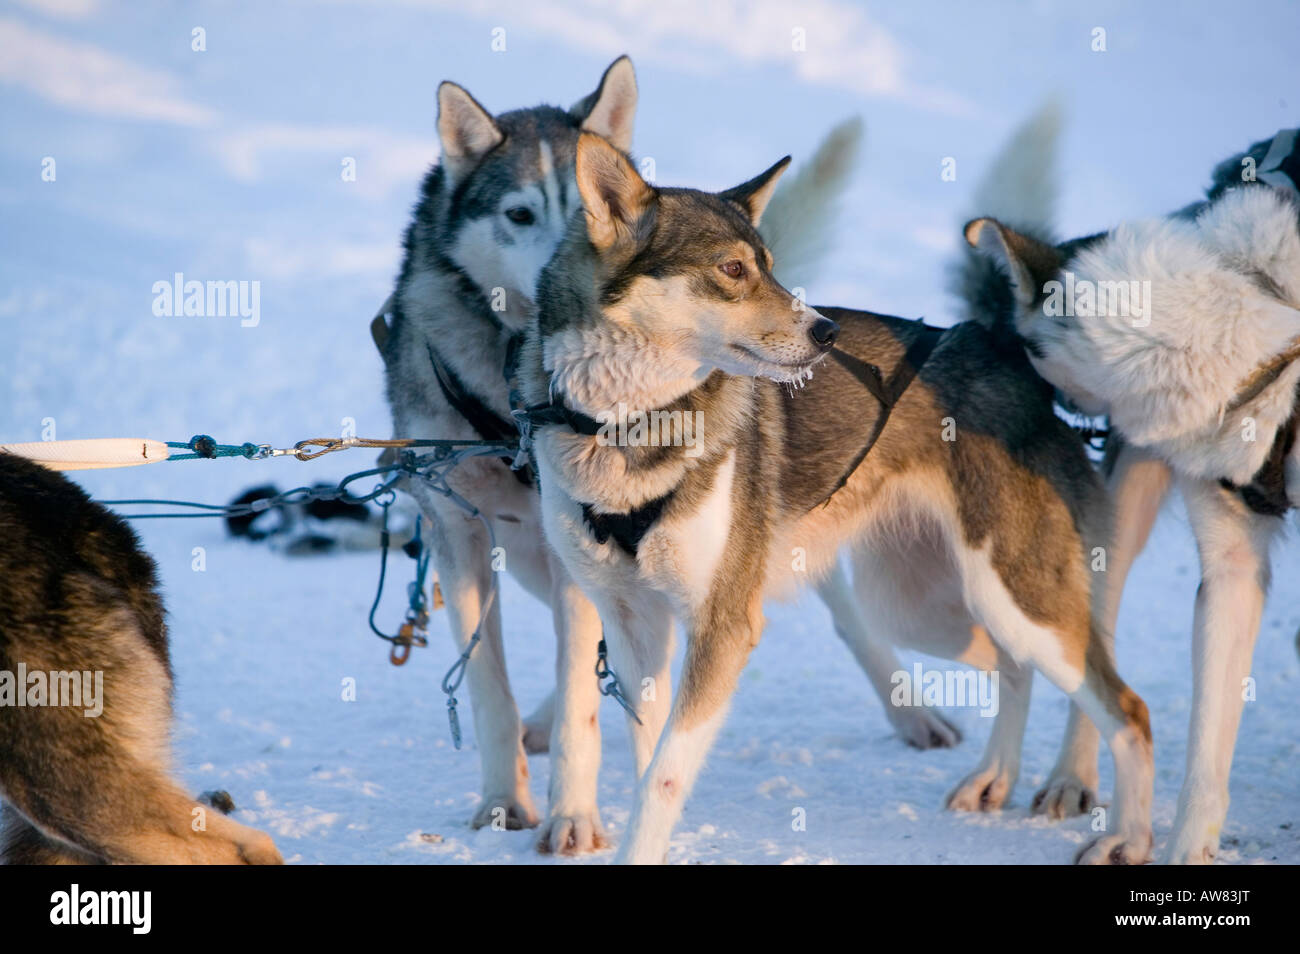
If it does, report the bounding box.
[973,186,1300,486]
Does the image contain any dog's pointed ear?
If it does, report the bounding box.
[720,156,792,227]
[965,217,1061,309]
[576,131,654,251]
[437,81,504,182]
[571,55,638,152]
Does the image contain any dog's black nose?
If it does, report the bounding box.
[809,316,839,350]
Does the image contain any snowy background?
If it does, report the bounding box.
[2,0,1298,863]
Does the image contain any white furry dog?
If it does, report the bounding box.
[966,142,1300,863]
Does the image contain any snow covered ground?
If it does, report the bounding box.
[102,504,1300,865]
[2,0,1298,864]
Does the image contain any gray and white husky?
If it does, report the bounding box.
[966,129,1300,863]
[516,131,1155,864]
[381,57,966,854]
[0,453,282,864]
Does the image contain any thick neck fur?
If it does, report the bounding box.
[544,321,708,415]
[395,261,516,415]
[533,229,706,415]
[522,326,753,514]
[389,168,518,417]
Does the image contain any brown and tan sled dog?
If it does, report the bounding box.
[0,453,281,864]
[517,132,1155,864]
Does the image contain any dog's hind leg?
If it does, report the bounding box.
[420,495,539,830]
[537,561,607,855]
[521,692,555,755]
[1035,441,1172,819]
[944,643,1031,813]
[3,781,281,865]
[842,557,1028,812]
[1,805,95,864]
[0,606,282,865]
[816,560,961,749]
[957,548,1153,864]
[1162,478,1277,864]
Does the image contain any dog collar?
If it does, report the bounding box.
[515,398,603,436]
[514,386,680,558]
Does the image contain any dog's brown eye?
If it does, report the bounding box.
[720,260,745,279]
[505,207,535,225]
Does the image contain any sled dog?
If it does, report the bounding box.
[965,128,1300,863]
[0,453,282,864]
[516,131,1155,864]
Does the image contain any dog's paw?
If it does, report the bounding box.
[891,707,961,749]
[521,722,550,755]
[945,763,1016,812]
[235,829,285,865]
[470,795,540,831]
[536,810,608,856]
[1159,832,1218,865]
[1031,773,1096,820]
[1075,831,1152,865]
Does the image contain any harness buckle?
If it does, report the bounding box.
[510,409,536,471]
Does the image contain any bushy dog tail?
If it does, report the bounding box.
[949,98,1062,331]
[761,115,863,288]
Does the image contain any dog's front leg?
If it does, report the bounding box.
[1037,441,1172,819]
[537,562,607,854]
[1163,478,1276,864]
[419,495,538,830]
[614,596,761,865]
[597,592,676,778]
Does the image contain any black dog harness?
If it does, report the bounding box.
[425,339,536,486]
[814,320,945,508]
[580,494,675,555]
[515,392,676,556]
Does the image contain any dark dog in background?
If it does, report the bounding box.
[0,453,281,864]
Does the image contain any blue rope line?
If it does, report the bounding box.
[165,434,262,461]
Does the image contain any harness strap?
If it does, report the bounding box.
[816,320,945,508]
[581,493,674,556]
[518,388,675,555]
[1226,337,1300,413]
[516,400,603,436]
[1220,377,1300,517]
[426,343,534,486]
[369,293,531,480]
[427,344,517,443]
[370,293,395,356]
